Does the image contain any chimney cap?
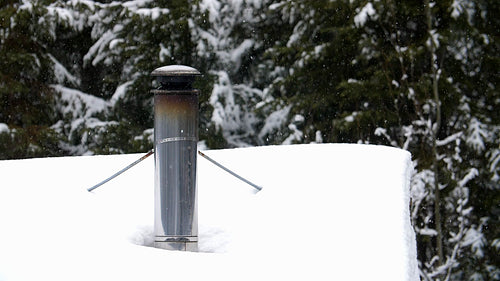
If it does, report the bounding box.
[151,65,201,90]
[151,65,201,77]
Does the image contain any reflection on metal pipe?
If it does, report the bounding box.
[151,65,201,251]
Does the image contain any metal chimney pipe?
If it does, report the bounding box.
[151,65,200,251]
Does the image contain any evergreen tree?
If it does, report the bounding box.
[193,0,274,147]
[0,1,64,159]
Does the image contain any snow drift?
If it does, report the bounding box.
[0,143,419,281]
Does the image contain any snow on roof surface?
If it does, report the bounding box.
[0,143,419,281]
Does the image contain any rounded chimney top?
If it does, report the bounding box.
[151,65,201,77]
[151,65,201,90]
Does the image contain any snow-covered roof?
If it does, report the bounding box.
[0,143,418,281]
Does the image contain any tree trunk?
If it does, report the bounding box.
[425,0,444,264]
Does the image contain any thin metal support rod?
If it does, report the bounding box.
[87,149,263,192]
[88,149,154,192]
[198,150,263,191]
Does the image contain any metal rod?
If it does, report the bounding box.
[87,148,263,192]
[87,149,154,192]
[198,150,263,191]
